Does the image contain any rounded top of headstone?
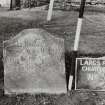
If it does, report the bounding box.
[3,28,64,48]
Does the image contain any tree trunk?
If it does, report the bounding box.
[16,0,21,9]
[10,0,13,10]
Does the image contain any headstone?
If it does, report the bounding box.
[75,58,105,91]
[3,28,66,94]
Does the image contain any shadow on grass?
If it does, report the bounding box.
[65,51,105,90]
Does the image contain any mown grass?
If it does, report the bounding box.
[0,7,105,105]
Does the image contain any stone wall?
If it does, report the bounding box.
[20,0,71,9]
[21,0,49,8]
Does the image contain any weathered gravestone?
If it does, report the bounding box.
[75,58,105,91]
[3,28,66,94]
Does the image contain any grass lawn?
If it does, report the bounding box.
[0,7,105,105]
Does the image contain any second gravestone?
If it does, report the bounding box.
[3,29,66,94]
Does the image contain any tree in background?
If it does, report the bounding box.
[16,0,21,9]
[10,0,21,10]
[10,0,13,10]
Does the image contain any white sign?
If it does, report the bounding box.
[75,58,105,91]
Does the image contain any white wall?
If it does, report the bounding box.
[0,0,10,7]
[71,0,91,2]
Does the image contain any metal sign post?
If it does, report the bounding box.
[47,0,55,21]
[68,0,86,90]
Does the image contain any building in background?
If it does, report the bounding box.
[0,0,10,7]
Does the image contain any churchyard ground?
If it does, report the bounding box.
[0,6,105,105]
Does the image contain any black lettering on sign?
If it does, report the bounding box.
[75,58,105,91]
